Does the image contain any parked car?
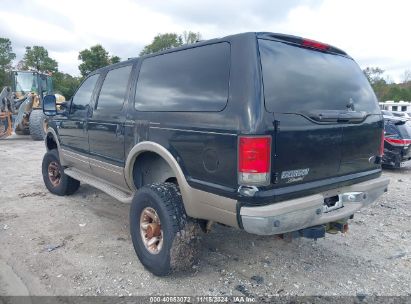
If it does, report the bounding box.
[41,32,389,276]
[382,116,411,168]
[381,110,394,117]
[391,111,411,119]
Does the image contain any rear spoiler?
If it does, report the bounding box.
[384,117,409,125]
[257,32,348,56]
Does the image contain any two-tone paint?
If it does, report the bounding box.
[45,32,387,229]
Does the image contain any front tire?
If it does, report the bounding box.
[29,109,48,141]
[42,149,80,195]
[130,183,201,276]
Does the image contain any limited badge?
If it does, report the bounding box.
[281,168,310,183]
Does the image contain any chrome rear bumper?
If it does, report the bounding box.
[240,176,390,235]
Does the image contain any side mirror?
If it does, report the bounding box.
[43,94,57,116]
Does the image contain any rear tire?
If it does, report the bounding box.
[29,109,48,141]
[130,183,201,276]
[42,149,80,196]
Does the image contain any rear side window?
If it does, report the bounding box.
[70,74,99,117]
[259,39,380,114]
[96,65,132,112]
[135,42,230,111]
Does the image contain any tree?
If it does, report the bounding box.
[182,31,202,44]
[139,33,183,56]
[140,31,203,56]
[363,67,385,85]
[402,69,411,84]
[22,46,58,73]
[78,45,120,77]
[363,67,389,101]
[53,72,81,100]
[0,38,15,69]
[0,38,16,86]
[111,55,121,64]
[384,86,411,102]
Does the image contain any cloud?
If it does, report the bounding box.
[275,0,411,81]
[0,0,409,81]
[138,0,318,31]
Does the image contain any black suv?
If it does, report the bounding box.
[382,116,411,168]
[41,32,389,276]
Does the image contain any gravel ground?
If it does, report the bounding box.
[0,135,410,297]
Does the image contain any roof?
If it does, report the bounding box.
[89,31,350,76]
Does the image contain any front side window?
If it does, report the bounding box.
[96,65,132,113]
[70,74,99,117]
[135,42,230,112]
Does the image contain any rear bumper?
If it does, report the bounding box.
[240,176,390,235]
[382,148,411,168]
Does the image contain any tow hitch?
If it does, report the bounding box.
[279,220,349,241]
[300,225,326,240]
[326,220,349,234]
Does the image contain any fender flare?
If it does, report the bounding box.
[45,127,60,150]
[45,127,66,165]
[124,142,239,226]
[124,141,195,212]
[125,141,187,190]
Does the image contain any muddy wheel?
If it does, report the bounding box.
[42,149,80,196]
[130,183,201,276]
[29,109,48,141]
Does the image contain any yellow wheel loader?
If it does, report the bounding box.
[0,71,64,140]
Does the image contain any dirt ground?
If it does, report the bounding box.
[1,135,410,297]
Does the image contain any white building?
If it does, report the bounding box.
[379,101,411,112]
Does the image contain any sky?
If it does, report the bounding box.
[0,0,410,82]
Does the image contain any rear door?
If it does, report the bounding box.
[258,38,381,187]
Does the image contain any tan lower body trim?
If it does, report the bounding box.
[186,188,238,228]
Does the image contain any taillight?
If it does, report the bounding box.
[238,136,271,185]
[379,131,385,156]
[301,38,330,51]
[384,137,411,147]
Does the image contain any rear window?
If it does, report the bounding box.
[385,120,411,139]
[259,39,380,114]
[398,122,411,138]
[135,42,230,112]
